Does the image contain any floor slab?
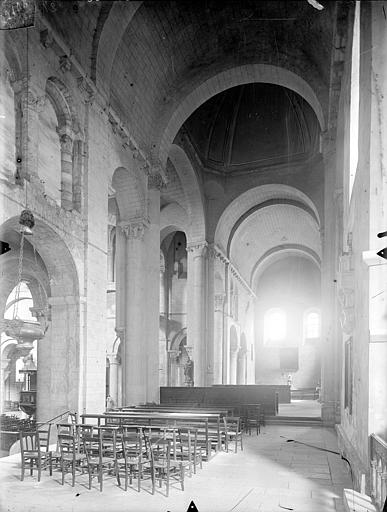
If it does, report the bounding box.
[0,425,352,512]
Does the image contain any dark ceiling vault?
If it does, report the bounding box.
[183,83,320,174]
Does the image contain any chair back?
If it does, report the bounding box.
[57,423,75,436]
[58,433,78,461]
[223,416,240,434]
[99,427,118,459]
[122,432,143,462]
[20,431,36,454]
[147,437,171,467]
[37,425,51,452]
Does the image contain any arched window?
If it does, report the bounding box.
[4,282,36,322]
[264,308,286,344]
[304,310,320,340]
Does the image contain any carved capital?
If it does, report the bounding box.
[59,55,72,73]
[186,241,208,257]
[59,133,73,154]
[168,349,180,362]
[20,86,46,112]
[119,219,149,240]
[77,77,94,104]
[107,353,121,365]
[147,172,164,190]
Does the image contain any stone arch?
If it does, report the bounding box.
[171,327,187,352]
[227,199,320,257]
[0,217,79,421]
[156,64,326,168]
[168,145,205,242]
[0,252,50,319]
[95,1,143,98]
[44,78,82,210]
[251,245,321,289]
[160,202,188,242]
[0,217,78,299]
[215,184,320,254]
[111,166,145,221]
[45,77,77,134]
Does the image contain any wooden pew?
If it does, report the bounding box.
[160,385,283,415]
[80,411,221,460]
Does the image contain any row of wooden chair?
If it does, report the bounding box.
[19,415,245,495]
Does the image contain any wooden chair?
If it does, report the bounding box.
[147,436,184,497]
[116,431,152,492]
[20,426,52,482]
[244,405,261,435]
[57,432,86,487]
[51,423,76,470]
[223,416,243,453]
[176,427,202,476]
[82,427,118,491]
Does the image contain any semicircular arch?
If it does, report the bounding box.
[157,64,325,168]
[215,184,320,255]
[168,145,205,242]
[251,245,321,290]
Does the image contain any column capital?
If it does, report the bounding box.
[186,241,208,256]
[58,132,73,154]
[119,218,149,240]
[107,353,121,365]
[148,171,166,190]
[77,77,95,104]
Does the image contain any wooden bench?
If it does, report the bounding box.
[81,412,221,461]
[160,385,281,415]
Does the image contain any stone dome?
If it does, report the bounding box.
[183,82,320,173]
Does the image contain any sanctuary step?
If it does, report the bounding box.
[265,415,323,427]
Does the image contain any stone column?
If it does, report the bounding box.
[160,257,167,316]
[37,296,79,422]
[58,129,74,210]
[115,227,126,331]
[320,134,341,425]
[144,174,162,403]
[107,353,120,408]
[229,346,238,385]
[213,293,225,384]
[120,219,148,405]
[186,241,208,386]
[159,256,168,386]
[237,350,247,384]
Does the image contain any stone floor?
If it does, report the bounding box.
[0,425,352,512]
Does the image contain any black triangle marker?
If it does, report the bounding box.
[187,501,199,512]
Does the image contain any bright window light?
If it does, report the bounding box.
[304,311,320,339]
[349,1,360,200]
[264,309,286,342]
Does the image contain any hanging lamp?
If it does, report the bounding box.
[4,23,46,348]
